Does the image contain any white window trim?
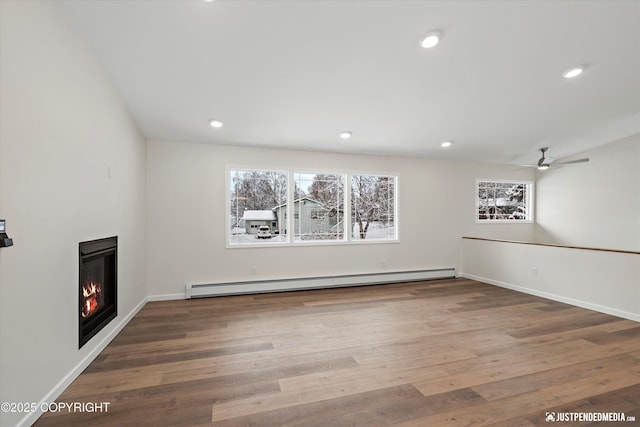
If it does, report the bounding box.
[475,178,534,223]
[226,166,400,248]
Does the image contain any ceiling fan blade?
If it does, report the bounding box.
[553,157,589,165]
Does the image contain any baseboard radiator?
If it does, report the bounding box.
[186,268,456,298]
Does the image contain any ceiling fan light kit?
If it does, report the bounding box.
[538,147,551,169]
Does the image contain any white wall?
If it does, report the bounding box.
[146,140,535,297]
[536,134,640,252]
[0,2,147,427]
[461,238,639,322]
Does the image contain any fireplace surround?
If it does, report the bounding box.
[79,236,117,348]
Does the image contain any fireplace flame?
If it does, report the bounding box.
[81,282,102,318]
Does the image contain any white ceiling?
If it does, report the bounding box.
[61,0,640,164]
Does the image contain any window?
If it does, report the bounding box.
[351,174,397,240]
[229,169,288,245]
[293,173,345,242]
[476,179,533,222]
[227,167,398,246]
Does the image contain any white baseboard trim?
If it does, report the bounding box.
[187,268,456,299]
[17,296,149,427]
[459,272,640,322]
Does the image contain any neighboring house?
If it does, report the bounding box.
[478,198,525,220]
[241,210,277,235]
[273,197,343,238]
[241,198,344,237]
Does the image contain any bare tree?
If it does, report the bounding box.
[308,174,344,208]
[351,175,394,239]
[231,170,287,220]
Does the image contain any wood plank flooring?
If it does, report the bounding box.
[34,278,640,426]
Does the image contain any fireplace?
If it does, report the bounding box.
[79,236,117,348]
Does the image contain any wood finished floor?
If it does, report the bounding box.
[35,278,640,426]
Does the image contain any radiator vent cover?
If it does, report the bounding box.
[186,268,456,298]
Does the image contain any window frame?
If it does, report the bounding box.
[226,166,399,248]
[475,178,534,223]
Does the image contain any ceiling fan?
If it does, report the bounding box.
[520,147,589,170]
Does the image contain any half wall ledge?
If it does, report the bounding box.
[462,236,640,255]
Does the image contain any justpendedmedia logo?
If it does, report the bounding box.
[545,411,635,423]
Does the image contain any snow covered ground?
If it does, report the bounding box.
[352,223,396,240]
[229,222,395,244]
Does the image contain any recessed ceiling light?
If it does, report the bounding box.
[339,131,352,140]
[209,119,223,128]
[441,141,453,148]
[420,31,441,49]
[562,66,584,79]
